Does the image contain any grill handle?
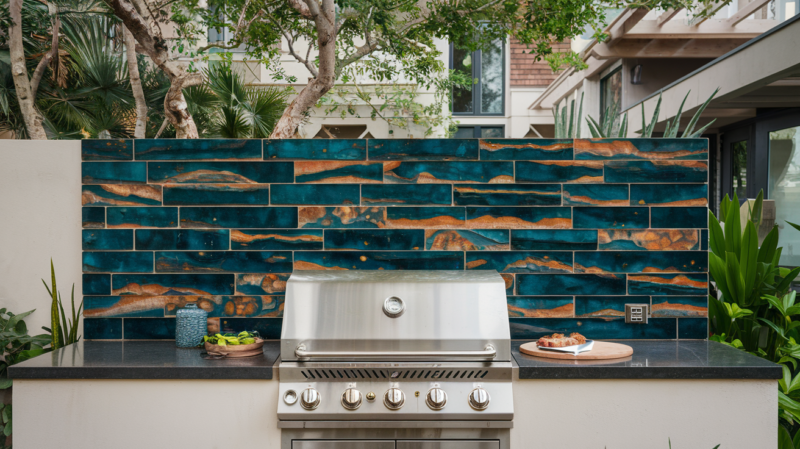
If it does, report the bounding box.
[294,344,496,360]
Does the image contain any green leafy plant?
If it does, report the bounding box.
[708,190,800,441]
[554,92,584,139]
[586,99,628,138]
[638,88,719,138]
[0,309,51,447]
[41,260,83,350]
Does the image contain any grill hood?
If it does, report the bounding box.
[280,270,511,362]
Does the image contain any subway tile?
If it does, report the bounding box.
[426,229,509,251]
[502,274,515,295]
[180,207,297,228]
[220,318,282,339]
[362,184,452,205]
[507,296,574,317]
[294,251,464,270]
[562,184,628,206]
[479,139,572,160]
[466,207,572,229]
[517,274,626,296]
[509,317,676,340]
[82,185,162,206]
[385,207,465,229]
[82,162,147,184]
[652,296,708,317]
[295,161,383,183]
[155,251,292,273]
[163,295,284,318]
[574,138,708,160]
[107,207,178,228]
[598,229,700,251]
[628,273,708,296]
[265,139,366,160]
[384,161,513,183]
[325,229,425,250]
[82,139,132,161]
[83,207,105,228]
[573,207,649,229]
[299,207,386,228]
[123,318,177,339]
[136,229,230,250]
[454,184,561,206]
[630,184,708,206]
[574,296,649,318]
[135,139,261,160]
[83,251,153,273]
[163,184,270,205]
[650,207,708,228]
[516,161,603,183]
[232,229,323,250]
[678,318,709,339]
[84,296,166,318]
[574,251,707,274]
[511,230,598,250]
[148,161,293,183]
[466,251,573,273]
[84,318,122,339]
[235,273,289,295]
[82,229,133,250]
[112,274,235,295]
[270,184,360,205]
[368,139,478,160]
[604,161,708,183]
[83,274,111,295]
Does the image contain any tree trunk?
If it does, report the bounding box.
[123,25,148,138]
[30,3,60,100]
[104,0,201,138]
[9,0,48,140]
[269,0,337,139]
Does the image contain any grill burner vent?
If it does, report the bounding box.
[298,368,491,380]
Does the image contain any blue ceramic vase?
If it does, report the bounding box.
[175,303,208,348]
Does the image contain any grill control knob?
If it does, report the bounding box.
[468,387,490,411]
[384,388,405,410]
[341,388,362,410]
[300,388,320,410]
[426,388,447,410]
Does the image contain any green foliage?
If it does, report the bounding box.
[41,260,83,349]
[0,308,51,447]
[586,100,628,138]
[708,190,800,439]
[554,92,583,139]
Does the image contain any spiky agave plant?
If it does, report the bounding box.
[586,99,628,138]
[553,92,583,138]
[639,88,719,138]
[41,260,83,349]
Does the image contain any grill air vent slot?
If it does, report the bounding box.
[297,369,485,380]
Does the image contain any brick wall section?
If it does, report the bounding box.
[510,39,571,87]
[80,138,710,341]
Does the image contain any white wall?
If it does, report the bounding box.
[0,140,82,335]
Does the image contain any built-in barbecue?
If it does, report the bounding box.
[277,270,514,449]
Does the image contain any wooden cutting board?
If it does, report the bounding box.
[520,341,633,360]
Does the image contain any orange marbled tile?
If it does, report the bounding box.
[598,229,700,251]
[295,161,384,183]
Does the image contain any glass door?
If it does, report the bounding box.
[722,126,754,201]
[768,125,800,267]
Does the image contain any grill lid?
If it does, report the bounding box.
[280,270,511,362]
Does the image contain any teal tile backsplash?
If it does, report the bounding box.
[81,138,709,341]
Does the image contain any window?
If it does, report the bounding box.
[454,125,505,138]
[600,67,622,122]
[451,41,505,116]
[732,140,748,199]
[769,126,800,266]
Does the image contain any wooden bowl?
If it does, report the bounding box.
[204,338,265,358]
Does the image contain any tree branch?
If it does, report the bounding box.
[278,24,319,77]
[287,0,313,18]
[30,3,60,99]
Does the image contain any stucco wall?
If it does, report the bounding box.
[0,140,82,334]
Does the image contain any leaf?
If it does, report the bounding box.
[793,426,800,449]
[682,87,720,138]
[741,221,759,298]
[749,190,764,229]
[708,210,726,259]
[759,318,787,340]
[709,253,732,302]
[586,116,602,138]
[725,252,746,306]
[575,92,584,139]
[788,221,800,233]
[0,379,11,390]
[781,425,794,449]
[776,267,800,296]
[759,226,779,264]
[725,192,742,255]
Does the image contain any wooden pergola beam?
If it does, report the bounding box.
[591,38,750,59]
[607,8,650,46]
[688,1,728,26]
[625,19,777,39]
[726,0,773,25]
[656,8,682,26]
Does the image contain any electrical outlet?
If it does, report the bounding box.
[625,304,650,324]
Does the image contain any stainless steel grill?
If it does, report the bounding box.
[277,270,513,449]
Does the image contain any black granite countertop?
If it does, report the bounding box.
[512,340,781,379]
[8,340,280,380]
